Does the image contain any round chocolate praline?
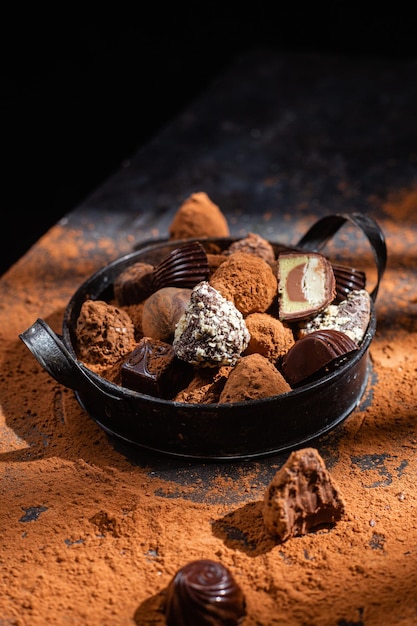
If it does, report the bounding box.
[281,329,358,388]
[152,241,210,291]
[164,559,247,626]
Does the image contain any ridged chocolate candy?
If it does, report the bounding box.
[332,263,366,304]
[165,559,247,626]
[152,241,210,291]
[281,329,358,387]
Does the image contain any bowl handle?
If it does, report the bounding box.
[19,318,110,395]
[296,212,387,302]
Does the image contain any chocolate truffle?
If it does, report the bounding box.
[263,447,346,542]
[165,559,247,626]
[243,312,295,363]
[152,241,210,291]
[75,299,136,370]
[168,192,230,240]
[281,328,358,387]
[224,232,276,265]
[121,337,193,399]
[207,252,229,276]
[277,251,336,321]
[173,281,250,367]
[141,287,192,343]
[297,289,371,344]
[210,251,277,316]
[113,261,154,306]
[219,353,291,403]
[174,365,232,404]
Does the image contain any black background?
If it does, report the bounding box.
[4,8,416,275]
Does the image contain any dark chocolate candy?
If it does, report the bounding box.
[332,263,366,304]
[121,337,193,399]
[152,241,210,291]
[165,559,247,626]
[281,329,358,387]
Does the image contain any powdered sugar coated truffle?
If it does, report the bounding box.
[173,281,250,367]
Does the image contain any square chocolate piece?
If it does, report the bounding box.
[121,337,193,399]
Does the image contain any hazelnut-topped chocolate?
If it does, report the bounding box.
[298,289,371,344]
[173,281,250,367]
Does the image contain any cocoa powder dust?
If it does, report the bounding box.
[1,193,417,625]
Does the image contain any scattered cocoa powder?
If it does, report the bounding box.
[1,192,417,625]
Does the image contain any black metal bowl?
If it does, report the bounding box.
[20,213,386,460]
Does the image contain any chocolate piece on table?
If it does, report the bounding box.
[263,447,346,542]
[165,559,247,626]
[281,329,358,387]
[121,337,193,399]
[152,241,210,291]
[277,251,336,321]
[332,263,366,304]
[113,262,155,306]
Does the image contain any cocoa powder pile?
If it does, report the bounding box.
[0,189,417,625]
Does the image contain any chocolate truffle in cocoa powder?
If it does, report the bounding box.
[224,231,276,265]
[165,559,247,626]
[210,251,277,316]
[168,192,230,240]
[219,353,291,403]
[243,312,295,363]
[174,365,232,404]
[75,299,136,370]
[263,447,346,542]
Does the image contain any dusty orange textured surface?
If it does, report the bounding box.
[1,190,417,625]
